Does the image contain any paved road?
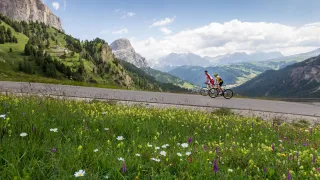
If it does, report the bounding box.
[0,81,319,117]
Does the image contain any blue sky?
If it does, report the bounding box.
[44,0,320,60]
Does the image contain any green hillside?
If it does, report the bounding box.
[144,67,196,89]
[0,14,188,93]
[235,55,320,98]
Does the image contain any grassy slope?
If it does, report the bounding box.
[0,95,319,179]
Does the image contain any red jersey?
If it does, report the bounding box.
[205,73,215,85]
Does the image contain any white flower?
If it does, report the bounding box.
[93,149,99,152]
[305,129,309,132]
[105,175,109,179]
[118,157,125,162]
[20,132,28,137]
[155,147,160,150]
[160,151,166,156]
[177,153,182,157]
[135,154,141,157]
[147,143,153,147]
[74,170,85,177]
[151,158,160,162]
[228,169,233,172]
[116,136,124,141]
[279,140,283,143]
[49,128,58,132]
[186,152,191,156]
[104,128,109,131]
[102,112,107,115]
[177,143,181,146]
[181,143,189,148]
[0,114,6,119]
[161,145,167,148]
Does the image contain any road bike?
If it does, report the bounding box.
[199,83,213,96]
[208,85,234,99]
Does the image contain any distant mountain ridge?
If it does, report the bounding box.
[154,51,284,72]
[0,0,63,31]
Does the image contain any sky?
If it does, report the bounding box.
[43,0,320,63]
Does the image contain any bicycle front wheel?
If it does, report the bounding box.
[200,88,208,96]
[223,89,233,99]
[208,88,218,98]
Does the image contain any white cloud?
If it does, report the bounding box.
[52,2,60,10]
[160,27,172,35]
[112,28,128,35]
[127,12,136,17]
[132,19,320,60]
[151,17,175,27]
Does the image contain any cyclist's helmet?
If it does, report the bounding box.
[204,70,208,73]
[214,73,218,77]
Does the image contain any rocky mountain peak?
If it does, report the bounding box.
[110,39,148,68]
[0,0,63,31]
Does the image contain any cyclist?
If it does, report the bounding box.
[214,73,224,94]
[205,70,215,88]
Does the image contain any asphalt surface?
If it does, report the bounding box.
[0,81,319,117]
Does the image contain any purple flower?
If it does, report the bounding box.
[296,152,299,159]
[287,170,291,180]
[287,154,290,161]
[188,137,193,144]
[309,128,313,136]
[215,147,219,154]
[264,167,267,173]
[272,143,275,151]
[213,160,218,173]
[203,145,207,151]
[51,148,57,153]
[122,163,127,173]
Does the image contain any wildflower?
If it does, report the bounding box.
[118,157,125,162]
[279,140,283,143]
[104,128,109,131]
[147,143,153,148]
[105,175,109,179]
[160,151,166,156]
[74,170,85,177]
[122,163,127,173]
[203,145,207,151]
[188,137,193,144]
[186,152,191,156]
[116,136,124,141]
[0,114,6,119]
[49,128,58,132]
[272,143,275,151]
[93,149,99,152]
[102,112,107,115]
[264,167,267,173]
[20,132,28,137]
[78,146,83,151]
[135,154,141,157]
[177,153,182,157]
[228,169,233,172]
[287,170,291,180]
[51,148,57,153]
[213,160,218,173]
[151,158,160,162]
[181,143,188,148]
[161,144,169,148]
[155,147,160,150]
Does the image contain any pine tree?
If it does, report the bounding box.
[9,48,12,53]
[24,44,31,55]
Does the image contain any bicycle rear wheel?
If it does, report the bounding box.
[223,89,233,99]
[208,88,218,98]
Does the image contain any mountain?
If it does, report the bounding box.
[154,53,210,72]
[235,55,320,98]
[0,14,188,93]
[167,49,320,87]
[205,51,284,65]
[110,38,148,68]
[169,63,271,87]
[143,67,195,89]
[0,0,63,31]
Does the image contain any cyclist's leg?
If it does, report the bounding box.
[218,82,223,94]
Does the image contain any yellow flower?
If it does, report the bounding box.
[78,145,83,151]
